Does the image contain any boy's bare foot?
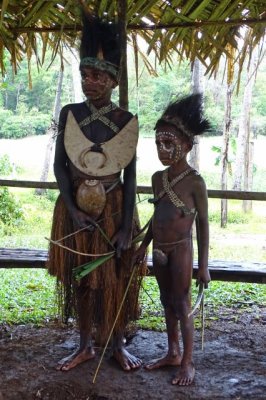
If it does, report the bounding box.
[145,354,182,370]
[172,362,195,386]
[113,348,142,371]
[56,348,95,371]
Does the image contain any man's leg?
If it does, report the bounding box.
[112,332,142,371]
[56,285,95,371]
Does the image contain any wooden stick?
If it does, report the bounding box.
[45,237,114,257]
[92,264,137,384]
[201,291,205,351]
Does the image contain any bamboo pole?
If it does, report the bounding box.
[117,0,128,111]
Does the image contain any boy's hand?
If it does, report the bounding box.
[133,246,146,265]
[196,268,211,289]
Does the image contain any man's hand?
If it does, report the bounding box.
[111,228,132,258]
[70,208,96,232]
[196,268,211,289]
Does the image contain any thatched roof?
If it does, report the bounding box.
[1,0,265,83]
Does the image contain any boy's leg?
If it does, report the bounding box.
[145,305,182,369]
[169,244,195,385]
[145,257,182,370]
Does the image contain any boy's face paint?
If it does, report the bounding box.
[155,126,187,166]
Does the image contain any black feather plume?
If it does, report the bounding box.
[80,14,121,67]
[156,93,211,137]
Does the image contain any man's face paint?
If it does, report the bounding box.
[155,129,185,166]
[81,67,116,101]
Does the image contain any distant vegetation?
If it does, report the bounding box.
[0,50,266,139]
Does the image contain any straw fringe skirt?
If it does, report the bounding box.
[47,184,145,344]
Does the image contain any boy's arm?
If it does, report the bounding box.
[133,172,157,264]
[134,218,153,264]
[194,177,210,288]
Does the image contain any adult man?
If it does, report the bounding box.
[47,16,143,371]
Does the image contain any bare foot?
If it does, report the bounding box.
[56,348,95,371]
[113,348,142,371]
[172,362,195,386]
[145,354,182,370]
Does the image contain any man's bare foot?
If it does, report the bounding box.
[113,348,142,371]
[172,362,195,386]
[145,354,182,370]
[56,348,95,371]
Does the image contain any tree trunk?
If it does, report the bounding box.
[221,84,233,228]
[70,49,83,103]
[15,82,22,112]
[189,59,203,170]
[243,138,254,212]
[35,69,63,195]
[117,0,128,111]
[233,52,257,192]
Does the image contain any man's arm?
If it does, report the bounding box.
[54,106,95,230]
[111,154,136,256]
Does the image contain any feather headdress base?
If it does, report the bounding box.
[155,93,211,144]
[79,57,119,81]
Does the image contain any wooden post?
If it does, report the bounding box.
[117,0,128,111]
[221,83,233,228]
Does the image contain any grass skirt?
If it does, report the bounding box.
[47,184,145,344]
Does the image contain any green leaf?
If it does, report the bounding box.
[73,252,115,280]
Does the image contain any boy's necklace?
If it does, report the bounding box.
[149,167,196,216]
[155,167,194,202]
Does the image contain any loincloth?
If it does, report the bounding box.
[46,183,145,343]
[153,237,191,267]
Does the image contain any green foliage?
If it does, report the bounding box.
[0,154,13,175]
[73,253,115,280]
[0,109,12,128]
[0,112,50,138]
[0,267,265,328]
[0,187,24,233]
[0,53,73,114]
[208,209,249,224]
[127,60,192,136]
[206,281,266,309]
[137,278,266,331]
[0,155,23,233]
[0,269,57,324]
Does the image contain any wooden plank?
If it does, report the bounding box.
[0,248,265,284]
[1,180,266,201]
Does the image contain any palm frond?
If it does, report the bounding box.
[0,0,264,83]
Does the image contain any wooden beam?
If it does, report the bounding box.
[1,180,266,201]
[0,248,265,284]
[7,16,266,35]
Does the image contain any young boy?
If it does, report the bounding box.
[134,93,211,385]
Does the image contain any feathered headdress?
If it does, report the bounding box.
[155,93,211,143]
[79,13,121,82]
